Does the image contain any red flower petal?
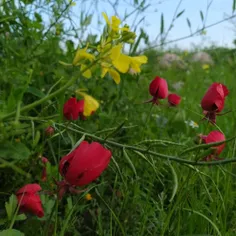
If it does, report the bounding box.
[205,130,225,155]
[168,93,181,106]
[149,76,168,100]
[16,184,42,195]
[63,97,80,120]
[201,83,228,113]
[59,141,112,186]
[16,184,44,218]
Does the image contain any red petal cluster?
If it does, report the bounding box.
[63,97,85,120]
[147,76,181,106]
[200,130,225,161]
[201,83,229,123]
[16,184,44,218]
[57,141,112,199]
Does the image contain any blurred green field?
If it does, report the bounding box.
[1,0,236,235]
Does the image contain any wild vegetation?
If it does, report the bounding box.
[1,0,236,235]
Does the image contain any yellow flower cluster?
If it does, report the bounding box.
[71,12,148,84]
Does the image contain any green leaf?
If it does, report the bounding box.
[27,86,45,98]
[5,195,17,221]
[123,148,137,178]
[233,0,236,12]
[200,10,204,22]
[0,141,31,160]
[0,229,25,236]
[183,208,222,236]
[160,13,164,34]
[15,214,27,221]
[186,18,191,28]
[176,9,185,18]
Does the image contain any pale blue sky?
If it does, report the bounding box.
[73,0,236,49]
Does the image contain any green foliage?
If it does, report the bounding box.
[1,0,236,235]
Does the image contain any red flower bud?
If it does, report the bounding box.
[168,93,181,106]
[149,76,168,104]
[16,184,44,218]
[201,83,229,123]
[45,126,54,136]
[201,83,228,113]
[199,130,225,161]
[59,141,112,186]
[63,97,81,120]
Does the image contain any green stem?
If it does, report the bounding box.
[58,124,236,166]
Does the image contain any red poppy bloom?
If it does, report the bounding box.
[16,184,44,218]
[200,130,225,161]
[201,83,229,123]
[168,93,181,106]
[63,97,81,120]
[148,76,168,104]
[59,141,112,186]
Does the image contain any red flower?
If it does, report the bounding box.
[45,126,54,136]
[168,93,181,106]
[148,76,168,104]
[201,83,229,123]
[200,130,225,161]
[59,141,112,186]
[63,97,81,120]
[16,184,44,218]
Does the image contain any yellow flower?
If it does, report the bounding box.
[85,193,92,201]
[111,44,147,74]
[73,45,95,66]
[76,91,99,116]
[80,64,92,79]
[129,55,148,73]
[202,64,210,70]
[101,66,121,84]
[102,12,121,33]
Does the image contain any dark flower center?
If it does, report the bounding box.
[62,162,70,176]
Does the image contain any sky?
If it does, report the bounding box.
[73,0,236,49]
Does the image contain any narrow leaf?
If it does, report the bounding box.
[233,0,236,12]
[200,10,204,22]
[186,18,191,28]
[123,148,137,178]
[176,9,185,18]
[160,13,164,34]
[168,163,178,202]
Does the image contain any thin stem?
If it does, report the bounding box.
[57,124,236,166]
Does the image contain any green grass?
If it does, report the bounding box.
[1,10,236,234]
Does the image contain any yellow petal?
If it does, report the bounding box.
[129,55,148,73]
[111,16,121,32]
[81,65,92,78]
[73,47,95,65]
[101,67,109,78]
[78,92,100,117]
[110,44,122,61]
[112,54,130,73]
[131,55,148,64]
[202,64,210,70]
[102,12,110,26]
[109,68,121,84]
